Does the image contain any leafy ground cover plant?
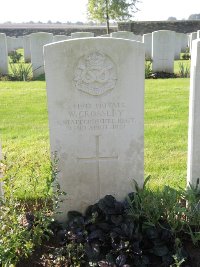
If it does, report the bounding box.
[0,156,65,267]
[37,177,200,267]
[150,72,177,79]
[1,173,200,266]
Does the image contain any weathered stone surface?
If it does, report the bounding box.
[189,32,197,52]
[174,32,182,60]
[152,30,175,73]
[142,33,152,59]
[71,32,94,38]
[111,31,142,42]
[180,33,189,52]
[30,32,53,77]
[44,37,144,222]
[0,33,8,74]
[7,36,23,52]
[187,39,200,188]
[23,35,31,63]
[53,35,71,42]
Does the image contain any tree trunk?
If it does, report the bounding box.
[105,0,110,34]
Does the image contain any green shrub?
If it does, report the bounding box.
[178,62,190,78]
[9,63,33,81]
[9,51,23,63]
[145,60,152,78]
[181,53,191,60]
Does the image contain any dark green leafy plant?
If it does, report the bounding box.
[9,51,23,63]
[46,190,187,266]
[145,60,152,79]
[181,53,191,60]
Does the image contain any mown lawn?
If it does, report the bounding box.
[0,78,190,197]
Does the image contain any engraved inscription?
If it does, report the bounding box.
[74,52,117,96]
[64,102,135,131]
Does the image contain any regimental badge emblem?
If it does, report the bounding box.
[74,52,117,96]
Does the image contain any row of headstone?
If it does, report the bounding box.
[144,31,188,58]
[0,34,199,222]
[0,30,189,77]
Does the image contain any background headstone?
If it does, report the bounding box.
[187,38,200,187]
[53,35,71,42]
[0,33,8,75]
[142,33,152,59]
[44,37,144,222]
[189,32,197,52]
[111,31,142,42]
[180,33,189,52]
[71,32,94,38]
[30,32,53,78]
[174,32,182,60]
[7,36,23,52]
[23,35,31,63]
[152,30,175,73]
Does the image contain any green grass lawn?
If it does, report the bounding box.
[0,78,190,198]
[145,78,189,189]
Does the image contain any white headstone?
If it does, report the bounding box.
[44,38,144,222]
[53,35,71,42]
[30,32,53,78]
[189,32,197,52]
[111,31,142,42]
[187,38,200,187]
[16,36,23,49]
[174,32,182,60]
[142,33,152,59]
[71,32,94,38]
[0,33,8,75]
[23,35,31,63]
[111,31,134,39]
[152,30,175,73]
[7,36,17,52]
[180,33,189,52]
[7,36,23,52]
[197,30,200,39]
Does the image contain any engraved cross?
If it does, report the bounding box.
[77,135,118,196]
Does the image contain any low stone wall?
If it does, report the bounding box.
[118,20,200,34]
[0,24,117,37]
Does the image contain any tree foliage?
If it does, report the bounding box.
[188,14,200,20]
[87,0,139,33]
[167,16,177,21]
